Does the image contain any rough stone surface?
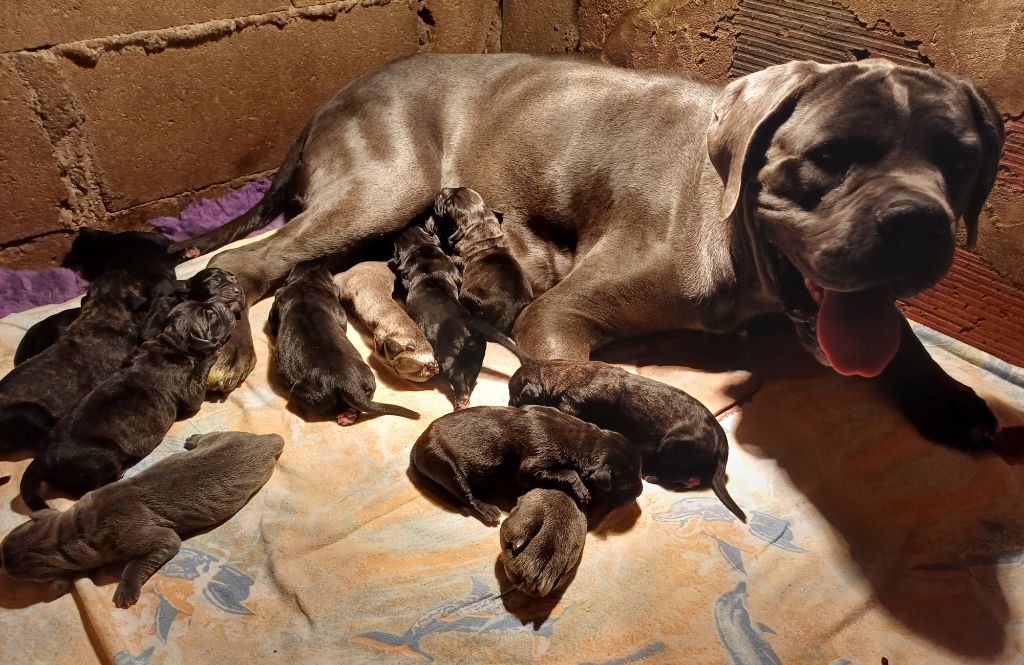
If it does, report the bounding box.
[0,1,289,54]
[0,59,65,245]
[0,231,76,270]
[60,2,419,211]
[502,0,579,54]
[422,0,502,53]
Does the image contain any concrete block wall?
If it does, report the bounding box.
[0,0,500,268]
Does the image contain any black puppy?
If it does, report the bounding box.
[410,405,642,525]
[269,263,418,425]
[429,187,533,334]
[390,226,526,408]
[509,359,746,521]
[141,267,245,338]
[14,228,179,366]
[0,272,150,454]
[20,301,236,510]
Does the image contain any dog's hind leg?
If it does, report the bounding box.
[113,528,182,608]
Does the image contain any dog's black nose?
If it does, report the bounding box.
[875,199,952,241]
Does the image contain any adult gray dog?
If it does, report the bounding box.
[178,54,1004,451]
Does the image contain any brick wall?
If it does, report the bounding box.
[0,0,500,268]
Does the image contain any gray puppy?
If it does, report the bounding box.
[1,430,283,608]
[21,301,236,510]
[269,263,419,425]
[410,405,642,525]
[499,488,587,598]
[508,359,745,521]
[429,187,534,334]
[0,271,149,453]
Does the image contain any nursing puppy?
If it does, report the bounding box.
[141,268,245,339]
[429,187,533,334]
[2,430,283,608]
[15,229,180,366]
[390,226,527,408]
[509,359,745,521]
[410,405,642,525]
[0,272,149,453]
[20,301,235,510]
[269,263,419,425]
[499,488,587,597]
[333,261,438,382]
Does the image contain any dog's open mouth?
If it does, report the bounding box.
[766,244,902,378]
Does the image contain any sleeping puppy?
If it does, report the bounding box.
[20,301,236,510]
[410,405,642,525]
[499,488,587,597]
[269,263,419,425]
[429,187,533,334]
[0,272,150,453]
[333,261,438,382]
[141,267,245,339]
[15,228,180,366]
[2,430,283,608]
[390,226,527,408]
[508,359,746,521]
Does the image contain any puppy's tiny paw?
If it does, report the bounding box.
[573,485,592,505]
[113,585,140,608]
[336,409,360,426]
[183,434,203,450]
[184,247,201,259]
[473,501,502,525]
[455,395,471,410]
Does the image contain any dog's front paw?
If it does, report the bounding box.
[113,583,141,608]
[207,324,256,394]
[900,373,997,451]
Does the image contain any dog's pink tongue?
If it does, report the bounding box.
[816,284,901,378]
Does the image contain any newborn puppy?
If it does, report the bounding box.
[0,272,150,453]
[429,187,533,334]
[269,263,418,425]
[20,301,236,510]
[142,267,245,338]
[2,430,283,608]
[333,261,438,382]
[410,405,642,525]
[391,226,526,408]
[509,359,746,521]
[499,488,587,597]
[15,229,180,365]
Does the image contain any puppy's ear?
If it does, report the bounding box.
[513,382,543,405]
[587,464,613,492]
[956,78,1005,249]
[707,60,832,221]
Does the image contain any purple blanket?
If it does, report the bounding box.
[0,178,283,318]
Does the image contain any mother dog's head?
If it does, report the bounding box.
[707,59,1003,377]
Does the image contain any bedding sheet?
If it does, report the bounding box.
[1,232,1023,665]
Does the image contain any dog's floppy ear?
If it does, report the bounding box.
[956,79,1005,250]
[587,464,613,492]
[707,60,831,221]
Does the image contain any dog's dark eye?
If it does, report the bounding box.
[808,142,851,173]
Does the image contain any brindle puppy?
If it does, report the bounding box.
[499,488,587,597]
[333,261,438,382]
[1,430,283,608]
[390,226,527,408]
[428,187,533,334]
[141,268,245,339]
[508,359,745,521]
[269,263,419,425]
[0,272,150,454]
[20,301,236,510]
[15,229,180,366]
[410,405,642,525]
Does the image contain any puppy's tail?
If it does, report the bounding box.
[712,457,746,523]
[169,121,311,259]
[19,459,49,512]
[468,318,532,365]
[347,393,420,420]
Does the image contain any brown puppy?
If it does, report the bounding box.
[141,267,245,339]
[333,261,438,382]
[21,301,236,510]
[0,272,150,453]
[410,405,642,525]
[269,263,419,425]
[429,187,533,334]
[499,488,587,598]
[508,359,745,521]
[1,430,283,608]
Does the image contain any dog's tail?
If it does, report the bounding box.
[19,459,49,512]
[711,456,746,523]
[169,121,312,259]
[346,391,420,420]
[468,318,532,365]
